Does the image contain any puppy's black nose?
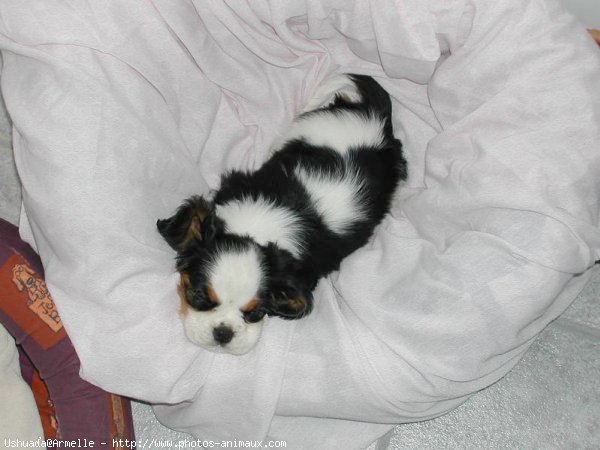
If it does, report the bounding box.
[213,325,234,345]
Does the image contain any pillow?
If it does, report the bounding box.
[0,218,135,442]
[19,354,60,439]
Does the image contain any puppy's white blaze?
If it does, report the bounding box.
[216,197,304,258]
[210,248,263,307]
[302,74,362,113]
[296,167,367,234]
[286,111,385,157]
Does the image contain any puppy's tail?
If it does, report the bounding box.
[302,73,395,135]
[347,74,393,130]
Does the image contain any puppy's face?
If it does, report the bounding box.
[158,196,311,355]
[177,241,267,355]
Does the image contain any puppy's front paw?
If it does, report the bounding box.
[267,289,313,320]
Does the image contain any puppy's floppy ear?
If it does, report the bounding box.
[157,196,212,251]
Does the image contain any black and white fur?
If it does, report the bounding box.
[157,74,406,355]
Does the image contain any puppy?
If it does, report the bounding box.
[157,74,407,355]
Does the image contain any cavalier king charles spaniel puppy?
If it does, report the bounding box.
[157,74,406,355]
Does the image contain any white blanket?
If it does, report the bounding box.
[1,0,599,448]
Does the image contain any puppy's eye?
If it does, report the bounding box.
[185,287,219,311]
[241,297,265,323]
[185,288,195,299]
[243,309,265,324]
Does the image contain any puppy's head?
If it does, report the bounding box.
[157,197,312,355]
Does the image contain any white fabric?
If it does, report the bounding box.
[1,0,599,448]
[0,324,45,446]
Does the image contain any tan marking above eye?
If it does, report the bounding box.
[180,272,191,288]
[241,297,260,313]
[206,284,221,305]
